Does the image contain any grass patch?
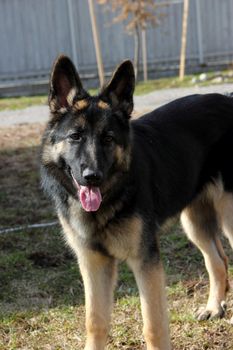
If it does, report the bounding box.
[1,123,233,349]
[1,69,233,112]
[0,95,47,111]
[134,69,233,95]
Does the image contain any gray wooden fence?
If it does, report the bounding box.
[0,0,233,95]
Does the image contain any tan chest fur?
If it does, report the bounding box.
[58,197,143,261]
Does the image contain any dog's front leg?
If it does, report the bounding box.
[128,259,171,350]
[78,247,117,350]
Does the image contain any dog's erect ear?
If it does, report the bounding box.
[49,55,87,111]
[100,60,135,116]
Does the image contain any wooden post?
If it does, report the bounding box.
[134,24,140,81]
[179,0,189,81]
[142,28,148,81]
[88,0,105,87]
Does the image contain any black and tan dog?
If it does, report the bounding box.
[41,55,233,350]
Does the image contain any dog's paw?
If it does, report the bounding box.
[195,301,227,321]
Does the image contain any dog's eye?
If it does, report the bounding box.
[103,135,114,144]
[69,132,83,142]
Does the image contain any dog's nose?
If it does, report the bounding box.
[83,168,103,184]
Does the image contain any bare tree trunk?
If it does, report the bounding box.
[179,0,189,81]
[134,24,141,81]
[88,0,105,87]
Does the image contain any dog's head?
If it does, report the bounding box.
[43,55,135,212]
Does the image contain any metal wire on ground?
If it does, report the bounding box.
[0,221,59,234]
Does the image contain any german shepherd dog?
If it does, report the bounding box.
[41,55,233,350]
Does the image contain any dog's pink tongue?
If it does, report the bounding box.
[79,186,102,212]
